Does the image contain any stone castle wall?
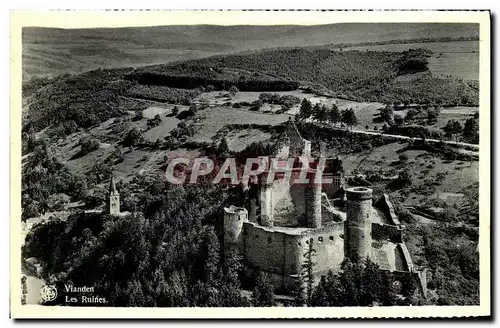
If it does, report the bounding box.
[372,223,403,243]
[242,222,344,289]
[375,194,401,226]
[268,182,307,227]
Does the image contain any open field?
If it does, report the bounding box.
[192,106,290,142]
[342,41,479,80]
[225,129,273,152]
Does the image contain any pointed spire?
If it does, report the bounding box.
[109,175,118,195]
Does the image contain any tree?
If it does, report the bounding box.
[220,249,249,307]
[147,114,162,129]
[405,108,419,122]
[189,104,198,114]
[399,153,409,162]
[299,98,313,120]
[337,258,363,306]
[381,271,398,306]
[311,103,322,121]
[341,108,358,130]
[314,104,329,123]
[132,111,143,122]
[229,86,239,97]
[218,138,230,158]
[329,104,341,127]
[251,100,263,110]
[252,271,275,307]
[427,107,440,125]
[123,127,144,146]
[359,258,384,306]
[79,137,100,156]
[310,270,343,306]
[398,167,413,187]
[203,226,220,285]
[300,238,316,305]
[462,118,479,144]
[380,104,395,125]
[394,115,404,127]
[442,120,462,141]
[172,106,179,116]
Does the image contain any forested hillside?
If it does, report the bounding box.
[131,48,478,106]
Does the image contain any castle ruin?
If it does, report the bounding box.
[223,119,426,294]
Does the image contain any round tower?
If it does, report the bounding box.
[344,187,373,262]
[223,206,248,250]
[305,180,322,228]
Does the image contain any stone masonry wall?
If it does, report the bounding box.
[242,222,344,289]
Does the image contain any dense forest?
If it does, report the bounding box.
[22,168,424,307]
[137,48,477,106]
[23,69,138,135]
[126,66,299,92]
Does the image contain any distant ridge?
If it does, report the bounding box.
[23,23,478,78]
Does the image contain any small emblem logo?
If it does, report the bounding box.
[40,285,57,302]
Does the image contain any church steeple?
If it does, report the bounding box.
[109,175,118,195]
[106,174,120,215]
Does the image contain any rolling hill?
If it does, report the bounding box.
[22,23,479,78]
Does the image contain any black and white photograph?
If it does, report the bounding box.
[11,10,490,319]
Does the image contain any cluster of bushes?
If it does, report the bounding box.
[385,124,443,140]
[258,93,301,106]
[401,105,442,126]
[232,100,263,111]
[170,122,195,139]
[215,123,278,139]
[125,84,201,105]
[147,114,162,129]
[122,127,144,147]
[385,74,478,107]
[294,121,396,154]
[441,118,479,144]
[78,137,100,156]
[22,76,54,97]
[396,48,432,75]
[404,140,477,161]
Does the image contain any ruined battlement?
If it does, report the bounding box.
[222,121,420,293]
[241,221,344,290]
